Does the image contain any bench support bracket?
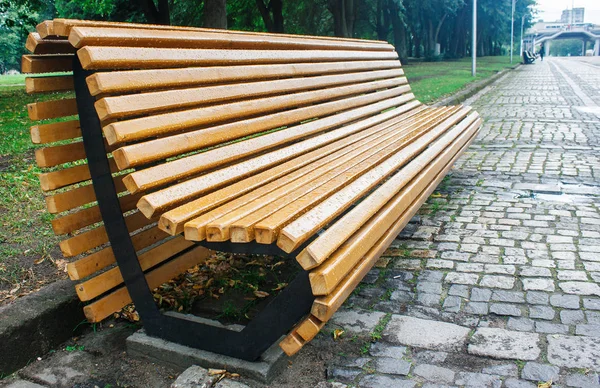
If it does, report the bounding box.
[73,57,314,361]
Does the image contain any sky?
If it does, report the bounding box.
[535,0,600,24]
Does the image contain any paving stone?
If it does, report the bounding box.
[529,305,556,320]
[526,292,550,305]
[417,282,443,294]
[491,290,525,303]
[214,380,251,388]
[480,275,515,289]
[560,309,585,325]
[448,285,470,298]
[481,364,518,377]
[326,368,361,383]
[369,342,407,359]
[550,294,581,309]
[171,365,215,388]
[314,382,348,388]
[584,298,600,310]
[521,362,560,382]
[383,315,470,352]
[507,317,535,332]
[471,288,492,302]
[3,382,47,388]
[374,357,411,376]
[465,302,489,315]
[559,282,600,296]
[504,378,537,388]
[330,310,386,334]
[420,271,445,283]
[547,335,600,370]
[454,372,502,388]
[444,272,479,285]
[575,324,600,337]
[359,375,417,388]
[522,278,556,292]
[557,271,588,281]
[535,322,569,334]
[490,303,522,317]
[418,293,442,307]
[442,296,462,312]
[468,328,540,360]
[587,311,600,324]
[564,372,600,387]
[413,364,455,384]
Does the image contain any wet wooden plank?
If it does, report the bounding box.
[125,94,417,201]
[278,107,472,256]
[36,20,56,38]
[45,175,127,214]
[97,69,404,122]
[86,61,402,96]
[82,245,211,322]
[27,98,78,120]
[35,142,87,168]
[26,76,74,94]
[164,106,426,237]
[21,55,74,74]
[307,115,481,296]
[30,120,81,144]
[25,32,75,55]
[69,26,394,52]
[75,236,193,301]
[38,158,117,192]
[77,46,398,70]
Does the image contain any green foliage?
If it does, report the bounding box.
[0,0,39,72]
[549,39,585,57]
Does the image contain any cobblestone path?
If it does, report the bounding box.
[319,57,600,388]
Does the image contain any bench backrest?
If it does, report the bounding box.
[25,19,418,322]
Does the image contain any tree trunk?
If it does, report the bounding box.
[138,0,170,25]
[256,0,284,32]
[204,0,227,29]
[329,0,355,37]
[387,0,407,62]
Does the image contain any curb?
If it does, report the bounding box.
[0,279,84,376]
[433,63,521,107]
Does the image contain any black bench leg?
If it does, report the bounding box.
[73,57,314,361]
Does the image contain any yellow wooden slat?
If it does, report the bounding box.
[35,142,86,168]
[165,106,427,237]
[310,123,480,321]
[85,61,402,96]
[30,120,81,144]
[82,245,211,322]
[51,192,141,235]
[307,115,481,295]
[21,55,74,74]
[279,332,304,357]
[125,93,416,200]
[97,69,403,122]
[38,158,118,192]
[278,107,472,256]
[45,175,127,214]
[26,76,74,94]
[36,20,56,38]
[75,236,194,301]
[27,98,78,120]
[59,211,154,257]
[185,107,433,243]
[66,225,173,280]
[25,32,76,55]
[77,46,398,70]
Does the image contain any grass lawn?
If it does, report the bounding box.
[0,77,73,302]
[403,56,515,104]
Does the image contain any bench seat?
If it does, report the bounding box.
[25,19,481,359]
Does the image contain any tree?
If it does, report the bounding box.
[204,0,227,28]
[137,0,170,24]
[255,0,284,32]
[328,0,356,37]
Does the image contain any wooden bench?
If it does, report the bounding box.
[24,19,481,361]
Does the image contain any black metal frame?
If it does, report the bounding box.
[73,57,315,361]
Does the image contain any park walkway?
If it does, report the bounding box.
[318,57,600,387]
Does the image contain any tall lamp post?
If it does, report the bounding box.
[472,0,477,76]
[519,15,525,59]
[510,0,516,63]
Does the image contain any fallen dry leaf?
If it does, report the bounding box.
[208,369,226,376]
[538,380,552,388]
[333,329,345,340]
[254,290,269,298]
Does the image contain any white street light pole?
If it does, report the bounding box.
[472,0,477,76]
[520,15,525,59]
[510,0,516,63]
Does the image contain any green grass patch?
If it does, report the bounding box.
[0,74,27,87]
[403,56,514,104]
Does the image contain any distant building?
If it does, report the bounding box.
[560,8,584,24]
